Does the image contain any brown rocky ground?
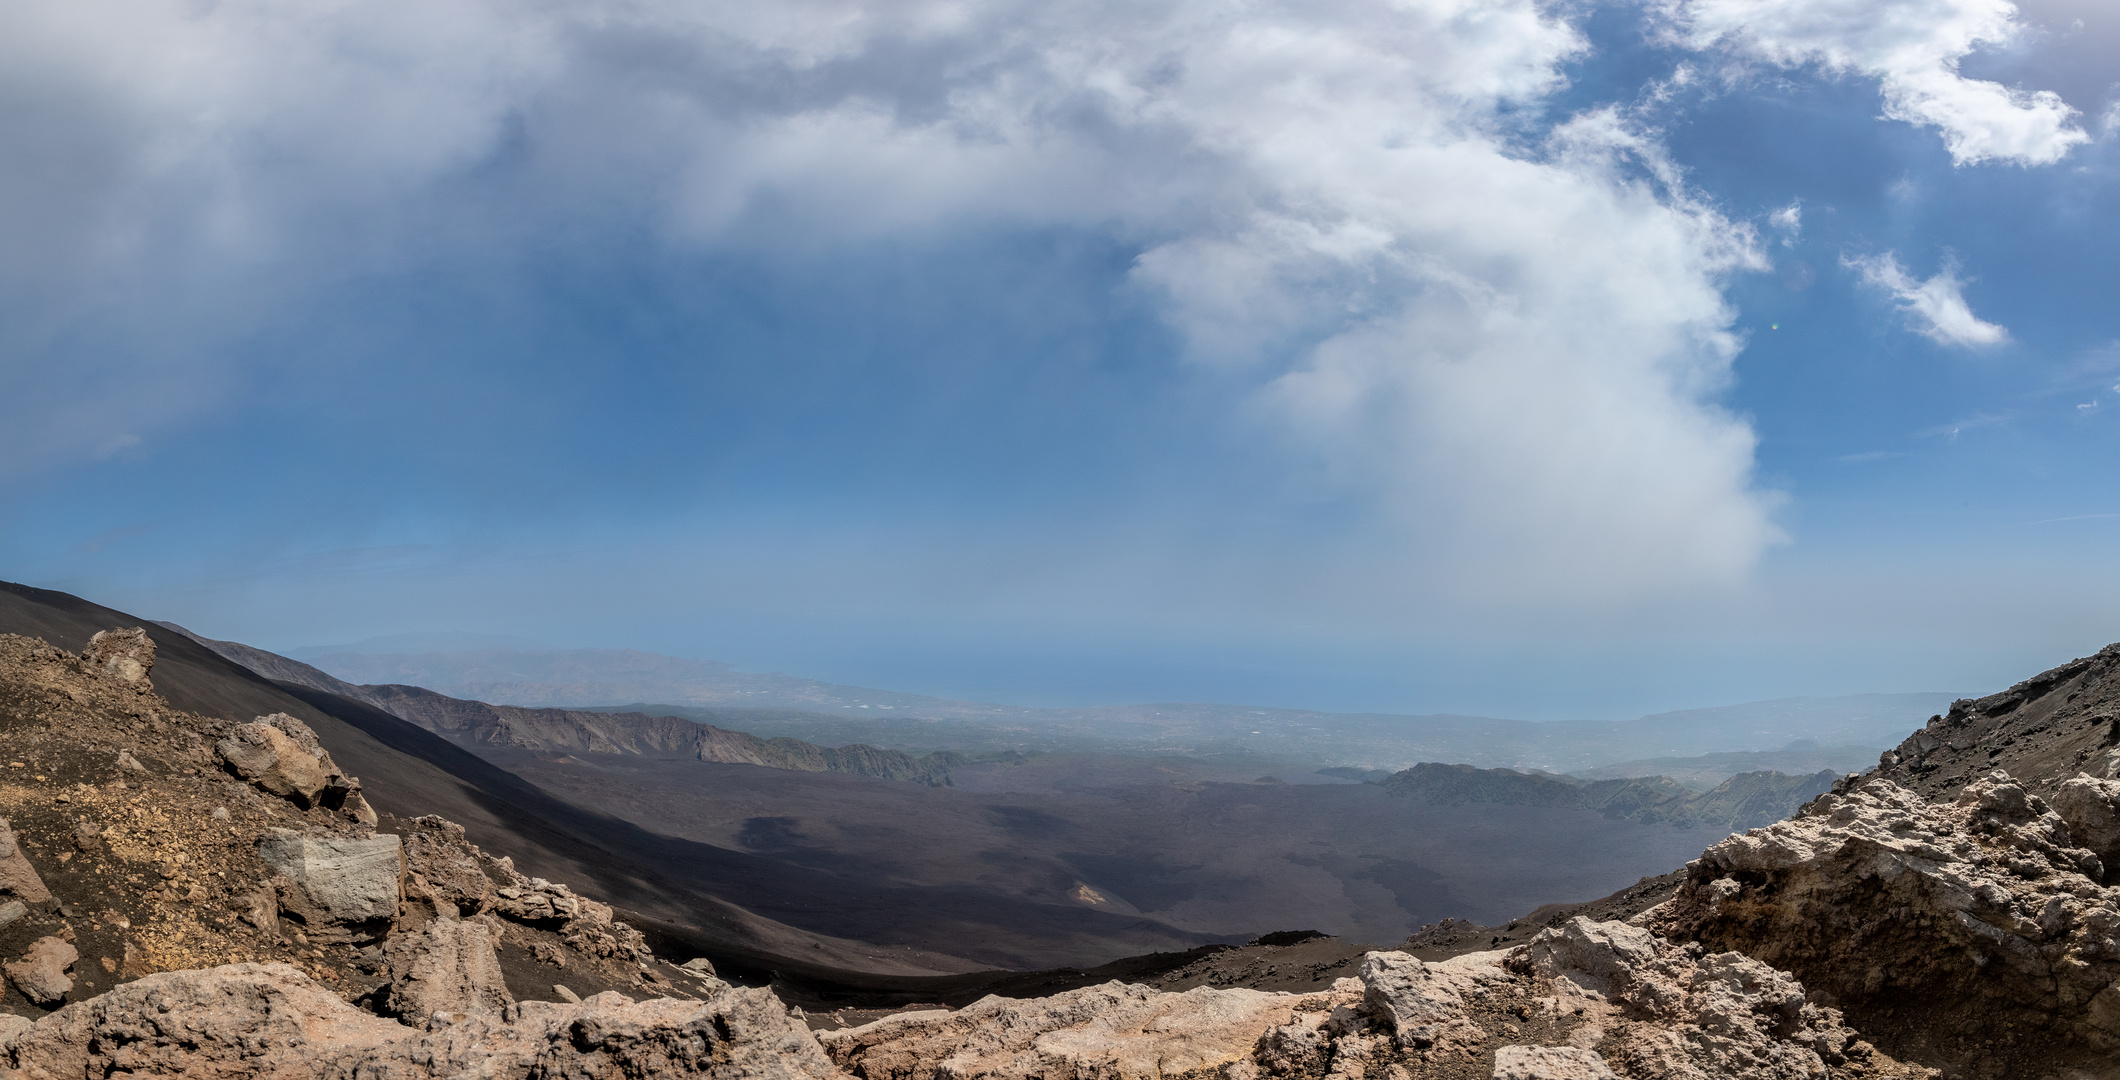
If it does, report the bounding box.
[0,631,721,1022]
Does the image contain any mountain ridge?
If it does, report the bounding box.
[164,625,966,786]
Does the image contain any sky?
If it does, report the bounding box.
[3,0,2120,720]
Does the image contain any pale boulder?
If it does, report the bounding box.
[256,830,403,944]
[3,937,77,1007]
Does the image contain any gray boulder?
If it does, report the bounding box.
[256,830,403,943]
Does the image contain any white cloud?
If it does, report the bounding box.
[0,0,1783,602]
[1844,252,2009,346]
[1665,0,2088,166]
[1769,200,1802,240]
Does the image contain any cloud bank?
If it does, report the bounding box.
[1666,0,2088,166]
[0,0,1846,603]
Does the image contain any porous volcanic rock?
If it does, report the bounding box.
[81,628,153,687]
[3,937,75,1007]
[375,914,513,1021]
[1642,770,2120,1076]
[823,926,1922,1080]
[1513,917,1886,1080]
[0,962,839,1080]
[821,979,1349,1080]
[1492,1045,1616,1080]
[399,815,496,916]
[216,714,354,811]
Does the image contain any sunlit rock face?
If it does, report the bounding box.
[1643,770,2120,1075]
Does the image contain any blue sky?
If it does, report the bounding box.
[3,0,2119,719]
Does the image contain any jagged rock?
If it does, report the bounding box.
[83,627,154,686]
[1514,917,1855,1079]
[0,963,409,1078]
[0,817,51,904]
[400,815,496,916]
[256,830,403,944]
[4,936,78,1006]
[820,980,1354,1080]
[377,916,513,1021]
[0,963,842,1080]
[493,876,598,924]
[490,873,650,964]
[681,956,717,977]
[1493,1045,1616,1080]
[1643,770,2120,1072]
[114,748,149,775]
[0,1014,27,1043]
[1360,950,1505,1048]
[217,714,352,809]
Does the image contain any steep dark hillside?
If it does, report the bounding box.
[1873,641,2120,800]
[1380,762,1836,831]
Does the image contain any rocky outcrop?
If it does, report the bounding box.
[822,924,1922,1080]
[376,916,513,1020]
[400,815,498,916]
[822,980,1348,1080]
[0,817,52,904]
[256,829,404,944]
[216,713,366,816]
[1512,917,1882,1079]
[82,627,154,686]
[1361,949,1506,1049]
[1643,770,2120,1075]
[3,937,76,1007]
[2049,774,2120,870]
[0,963,840,1080]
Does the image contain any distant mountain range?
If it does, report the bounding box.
[281,641,1959,772]
[1372,762,1839,833]
[165,626,969,785]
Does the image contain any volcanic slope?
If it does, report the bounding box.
[1,583,1231,975]
[181,630,1807,946]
